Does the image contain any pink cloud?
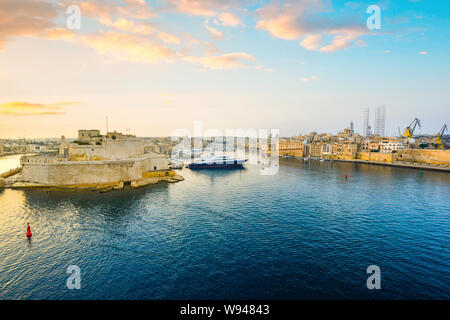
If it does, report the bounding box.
[185,52,255,70]
[300,75,318,82]
[79,31,176,64]
[0,0,57,50]
[300,35,322,50]
[73,0,154,20]
[165,0,242,17]
[204,23,224,39]
[256,0,367,52]
[219,12,244,27]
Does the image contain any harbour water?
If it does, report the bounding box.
[0,154,22,174]
[0,156,449,299]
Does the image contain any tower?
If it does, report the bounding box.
[350,121,354,133]
[375,105,385,137]
[59,135,67,156]
[363,108,370,137]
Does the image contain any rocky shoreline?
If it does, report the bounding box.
[0,170,184,192]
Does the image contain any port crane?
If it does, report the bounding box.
[434,124,448,149]
[402,118,421,139]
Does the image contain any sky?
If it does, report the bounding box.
[0,0,449,138]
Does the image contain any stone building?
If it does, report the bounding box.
[309,143,322,158]
[77,129,101,144]
[20,129,171,186]
[279,138,305,157]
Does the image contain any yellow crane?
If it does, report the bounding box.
[434,124,448,149]
[403,118,421,139]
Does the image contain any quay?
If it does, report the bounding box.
[331,158,450,172]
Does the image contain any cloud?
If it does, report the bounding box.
[0,0,159,51]
[165,0,242,17]
[218,12,244,27]
[0,101,79,116]
[157,31,181,44]
[0,0,245,63]
[0,0,57,50]
[256,0,367,52]
[204,23,224,39]
[99,18,181,44]
[418,51,428,55]
[167,0,217,17]
[79,31,176,63]
[184,33,202,46]
[43,27,178,64]
[255,65,274,72]
[185,52,255,70]
[100,18,154,35]
[73,0,154,20]
[300,34,322,50]
[43,28,76,41]
[256,0,326,40]
[319,32,365,52]
[300,75,318,82]
[77,1,181,45]
[204,41,220,54]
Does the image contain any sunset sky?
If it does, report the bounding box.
[0,0,449,138]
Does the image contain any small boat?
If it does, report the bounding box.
[188,155,247,169]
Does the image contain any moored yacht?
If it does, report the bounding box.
[188,155,247,169]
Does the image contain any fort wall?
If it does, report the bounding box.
[21,154,169,185]
[395,149,450,165]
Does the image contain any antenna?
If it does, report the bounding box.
[106,115,109,133]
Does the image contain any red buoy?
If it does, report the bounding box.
[26,222,32,238]
[345,173,348,180]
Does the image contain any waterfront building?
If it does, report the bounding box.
[330,142,358,159]
[279,138,305,157]
[380,140,405,153]
[322,143,331,157]
[309,143,322,158]
[361,139,381,152]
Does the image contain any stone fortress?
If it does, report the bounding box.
[15,129,183,190]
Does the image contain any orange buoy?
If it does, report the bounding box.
[26,222,32,238]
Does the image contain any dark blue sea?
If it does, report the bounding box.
[0,156,449,299]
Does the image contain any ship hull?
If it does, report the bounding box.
[188,163,245,170]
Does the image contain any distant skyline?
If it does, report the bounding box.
[1,0,449,138]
